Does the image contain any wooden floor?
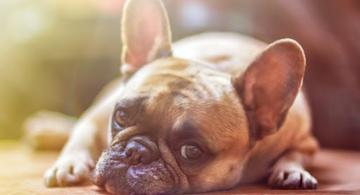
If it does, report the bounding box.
[1,142,360,195]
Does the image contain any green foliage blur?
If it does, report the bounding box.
[0,0,123,139]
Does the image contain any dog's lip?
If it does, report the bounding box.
[126,160,179,185]
[125,160,178,195]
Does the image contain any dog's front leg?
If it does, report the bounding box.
[268,151,318,189]
[44,91,121,187]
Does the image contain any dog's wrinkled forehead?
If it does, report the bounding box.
[123,58,232,106]
[119,58,234,130]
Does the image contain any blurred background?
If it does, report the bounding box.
[0,0,359,150]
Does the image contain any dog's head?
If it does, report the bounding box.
[93,0,306,194]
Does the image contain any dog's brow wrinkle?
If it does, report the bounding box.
[173,119,200,137]
[180,120,198,132]
[192,83,212,98]
[116,96,147,108]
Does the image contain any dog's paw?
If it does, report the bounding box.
[44,151,95,187]
[268,164,317,189]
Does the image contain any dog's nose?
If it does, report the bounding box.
[124,136,159,165]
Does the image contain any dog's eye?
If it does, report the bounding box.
[111,109,131,138]
[180,144,203,160]
[114,109,128,128]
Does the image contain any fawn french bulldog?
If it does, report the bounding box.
[43,0,319,194]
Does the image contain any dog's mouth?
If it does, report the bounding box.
[93,144,178,195]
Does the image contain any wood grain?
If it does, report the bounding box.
[1,142,359,195]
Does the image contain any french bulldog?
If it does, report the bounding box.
[43,0,319,194]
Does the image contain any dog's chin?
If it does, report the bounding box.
[93,145,177,195]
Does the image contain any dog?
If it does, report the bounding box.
[43,0,319,194]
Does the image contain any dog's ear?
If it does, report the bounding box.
[121,0,172,75]
[232,39,306,141]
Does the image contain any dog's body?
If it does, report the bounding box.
[43,0,318,194]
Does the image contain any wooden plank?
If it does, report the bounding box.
[1,142,359,194]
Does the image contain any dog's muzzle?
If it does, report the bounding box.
[93,136,177,195]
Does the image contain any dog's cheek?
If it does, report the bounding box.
[126,160,176,195]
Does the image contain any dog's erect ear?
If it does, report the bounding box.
[233,39,306,141]
[121,0,172,75]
